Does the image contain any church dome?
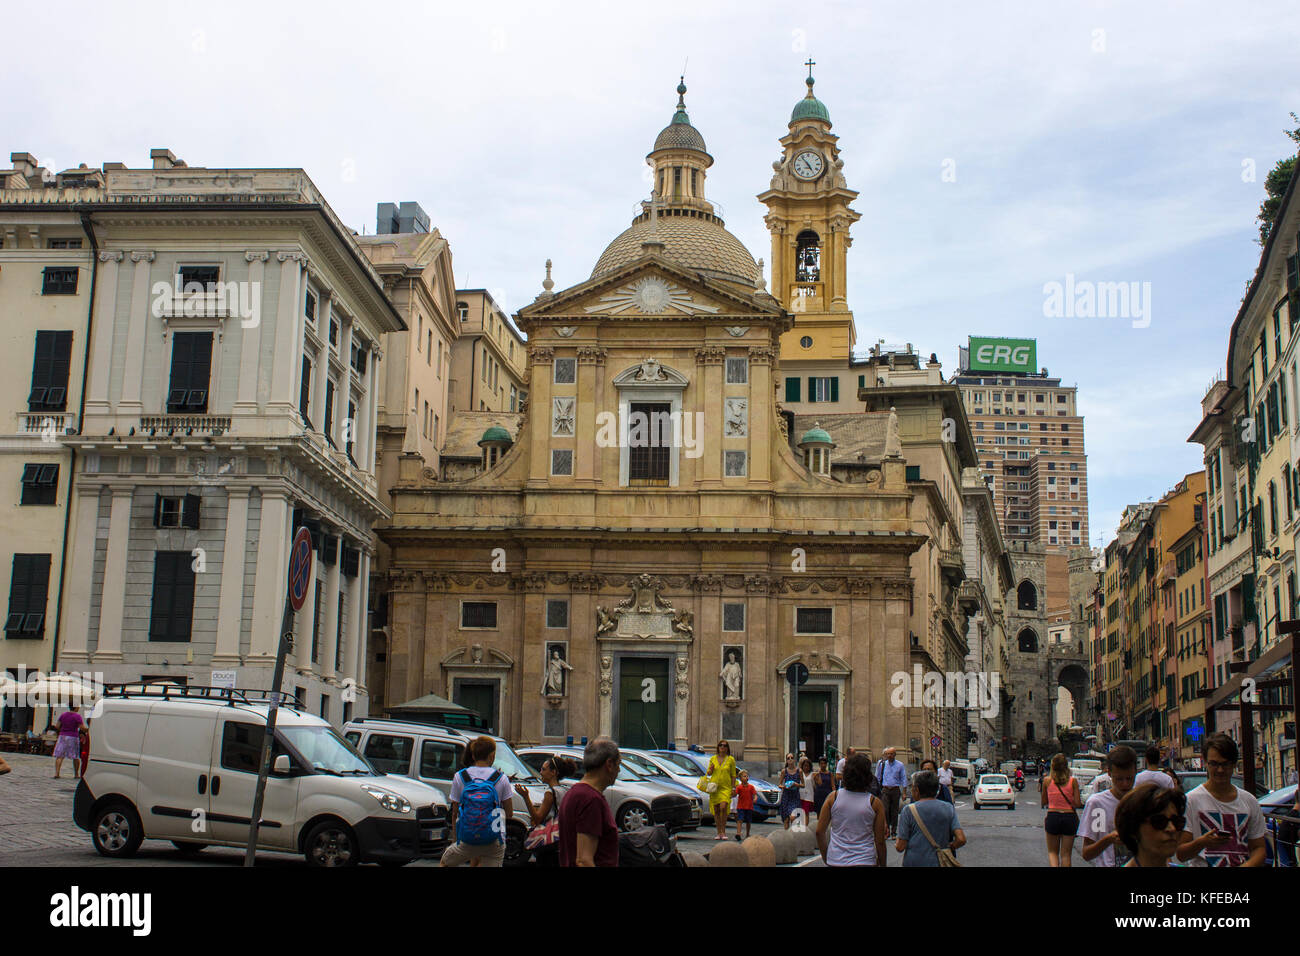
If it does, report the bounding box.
[653,78,708,153]
[799,425,833,446]
[591,209,759,286]
[790,74,830,125]
[478,426,512,445]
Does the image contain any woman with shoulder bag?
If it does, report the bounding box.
[515,755,576,866]
[1041,753,1083,867]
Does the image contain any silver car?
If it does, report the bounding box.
[619,749,710,818]
[517,747,700,832]
[342,717,550,866]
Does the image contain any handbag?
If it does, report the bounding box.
[524,819,560,850]
[905,803,961,868]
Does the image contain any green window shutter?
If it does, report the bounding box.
[858,374,865,389]
[785,377,800,403]
[808,377,816,402]
[830,377,839,402]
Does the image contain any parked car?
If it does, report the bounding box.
[619,750,710,819]
[75,686,449,867]
[650,748,781,821]
[973,773,1015,810]
[1258,784,1298,867]
[517,747,700,832]
[342,716,547,866]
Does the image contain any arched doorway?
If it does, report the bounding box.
[1055,663,1088,732]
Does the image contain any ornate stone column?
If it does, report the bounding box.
[233,251,269,416]
[249,487,291,662]
[527,347,554,484]
[749,347,775,482]
[695,346,725,485]
[85,251,123,416]
[213,487,251,664]
[59,484,101,664]
[575,347,605,481]
[94,488,134,661]
[118,251,154,420]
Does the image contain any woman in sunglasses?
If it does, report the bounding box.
[1114,783,1188,868]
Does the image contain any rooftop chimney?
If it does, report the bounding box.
[151,148,179,169]
[10,152,39,178]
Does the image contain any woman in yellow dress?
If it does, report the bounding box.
[704,740,738,841]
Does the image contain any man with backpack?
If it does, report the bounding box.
[441,735,514,867]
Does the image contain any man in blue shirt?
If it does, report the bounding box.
[876,747,909,838]
[897,770,965,866]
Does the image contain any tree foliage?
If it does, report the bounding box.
[1257,112,1300,245]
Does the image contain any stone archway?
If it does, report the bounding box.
[1054,663,1089,730]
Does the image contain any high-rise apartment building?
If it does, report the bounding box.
[951,338,1090,553]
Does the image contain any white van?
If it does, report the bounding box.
[73,686,449,867]
[949,760,974,794]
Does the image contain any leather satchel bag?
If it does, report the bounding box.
[906,803,961,868]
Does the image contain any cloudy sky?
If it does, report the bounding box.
[8,0,1300,543]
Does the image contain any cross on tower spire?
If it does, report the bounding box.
[805,58,816,78]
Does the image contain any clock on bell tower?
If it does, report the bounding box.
[758,62,861,367]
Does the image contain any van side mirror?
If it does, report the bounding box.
[273,755,291,775]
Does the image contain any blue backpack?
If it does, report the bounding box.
[456,768,504,845]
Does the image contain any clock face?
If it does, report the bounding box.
[792,150,824,180]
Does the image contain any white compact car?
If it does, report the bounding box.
[74,686,449,867]
[973,773,1016,810]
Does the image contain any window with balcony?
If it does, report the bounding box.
[166,332,213,413]
[27,331,72,411]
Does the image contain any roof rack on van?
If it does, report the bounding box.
[103,683,305,710]
[347,716,475,738]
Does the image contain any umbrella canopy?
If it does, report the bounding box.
[22,674,102,708]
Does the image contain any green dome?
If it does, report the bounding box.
[478,426,512,445]
[791,75,830,125]
[800,426,833,445]
[654,77,708,153]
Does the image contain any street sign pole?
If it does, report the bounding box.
[244,526,312,867]
[243,597,294,866]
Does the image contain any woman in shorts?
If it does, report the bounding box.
[1041,753,1082,866]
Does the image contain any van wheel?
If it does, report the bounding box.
[92,802,143,858]
[304,821,359,867]
[617,802,651,831]
[171,841,208,853]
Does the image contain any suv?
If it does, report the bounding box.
[74,686,449,867]
[342,716,548,867]
[517,746,700,832]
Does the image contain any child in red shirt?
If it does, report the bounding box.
[733,770,757,841]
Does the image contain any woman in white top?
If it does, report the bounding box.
[799,757,816,818]
[816,752,887,867]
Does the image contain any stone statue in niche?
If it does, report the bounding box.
[542,642,572,696]
[720,646,743,701]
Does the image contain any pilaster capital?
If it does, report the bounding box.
[245,250,270,263]
[276,250,309,265]
[747,346,776,365]
[130,250,154,263]
[98,250,124,263]
[529,346,555,366]
[694,346,726,365]
[577,346,607,365]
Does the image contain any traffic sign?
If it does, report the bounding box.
[288,527,313,611]
[930,735,942,749]
[785,662,809,686]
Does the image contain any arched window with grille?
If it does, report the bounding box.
[1018,628,1039,653]
[1017,580,1038,611]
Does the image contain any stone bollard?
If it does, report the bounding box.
[767,827,798,864]
[741,834,777,867]
[792,826,817,857]
[681,850,711,868]
[708,841,750,867]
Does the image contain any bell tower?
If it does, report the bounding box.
[758,62,861,363]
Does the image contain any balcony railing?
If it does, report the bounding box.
[15,411,77,437]
[139,415,232,437]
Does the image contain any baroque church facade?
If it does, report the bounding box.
[381,75,952,765]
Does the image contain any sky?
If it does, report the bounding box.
[6,0,1300,544]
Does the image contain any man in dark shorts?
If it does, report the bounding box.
[559,736,621,867]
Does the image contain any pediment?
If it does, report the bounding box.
[518,256,785,325]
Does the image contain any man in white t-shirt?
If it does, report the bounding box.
[834,747,855,786]
[1177,733,1267,867]
[937,760,955,803]
[441,737,515,867]
[1081,745,1137,867]
[1134,745,1174,789]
